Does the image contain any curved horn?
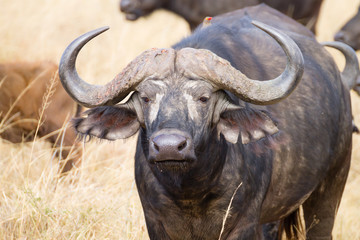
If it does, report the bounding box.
[177,21,304,105]
[59,27,175,108]
[321,41,360,90]
[59,27,111,108]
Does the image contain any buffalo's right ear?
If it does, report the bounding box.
[72,105,140,140]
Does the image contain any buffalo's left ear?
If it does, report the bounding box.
[73,105,140,140]
[217,107,279,144]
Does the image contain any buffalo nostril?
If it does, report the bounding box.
[152,134,189,156]
[178,140,187,151]
[150,132,195,161]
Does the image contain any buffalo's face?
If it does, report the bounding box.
[138,79,213,163]
[334,8,360,51]
[136,78,232,173]
[120,0,165,20]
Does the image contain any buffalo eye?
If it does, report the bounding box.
[142,97,150,103]
[199,96,209,103]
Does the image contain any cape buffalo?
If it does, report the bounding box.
[59,4,358,239]
[120,0,323,32]
[0,61,81,172]
[335,6,360,51]
[334,6,360,96]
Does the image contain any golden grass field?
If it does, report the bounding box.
[0,0,359,239]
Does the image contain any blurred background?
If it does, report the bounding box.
[0,0,359,239]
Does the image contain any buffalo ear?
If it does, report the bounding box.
[72,105,140,140]
[217,107,279,144]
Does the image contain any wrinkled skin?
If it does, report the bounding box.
[0,61,81,172]
[69,5,353,240]
[120,0,323,32]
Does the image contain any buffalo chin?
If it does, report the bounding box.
[154,159,193,172]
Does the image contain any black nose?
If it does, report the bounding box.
[150,133,194,161]
[153,134,187,152]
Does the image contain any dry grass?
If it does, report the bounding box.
[0,0,359,239]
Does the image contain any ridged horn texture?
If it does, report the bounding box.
[176,20,304,105]
[59,27,176,108]
[60,21,304,107]
[321,41,360,90]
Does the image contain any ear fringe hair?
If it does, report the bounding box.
[73,128,134,144]
[70,105,138,142]
[71,114,115,143]
[222,105,288,155]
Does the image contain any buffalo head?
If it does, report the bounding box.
[120,0,164,20]
[59,22,303,175]
[334,6,360,51]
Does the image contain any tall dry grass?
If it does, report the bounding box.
[0,0,359,239]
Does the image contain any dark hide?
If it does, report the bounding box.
[335,6,360,51]
[120,0,323,32]
[0,61,81,172]
[74,4,353,240]
[334,6,360,96]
